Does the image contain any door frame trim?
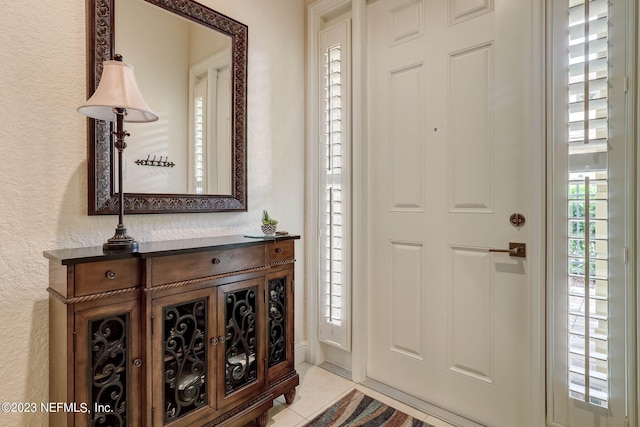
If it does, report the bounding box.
[527,1,547,425]
[350,0,369,384]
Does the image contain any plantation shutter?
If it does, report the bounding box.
[318,19,351,350]
[193,81,207,194]
[566,0,610,408]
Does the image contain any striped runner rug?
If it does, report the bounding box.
[304,389,435,427]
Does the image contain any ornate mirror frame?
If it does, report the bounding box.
[87,0,248,214]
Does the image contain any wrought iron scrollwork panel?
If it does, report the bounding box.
[90,315,128,427]
[163,299,207,423]
[268,278,287,368]
[225,287,258,394]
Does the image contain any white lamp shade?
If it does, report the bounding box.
[78,60,158,123]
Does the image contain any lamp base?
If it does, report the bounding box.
[103,225,139,252]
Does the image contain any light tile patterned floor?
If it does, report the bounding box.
[243,363,456,427]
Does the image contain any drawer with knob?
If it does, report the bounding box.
[74,258,140,297]
[150,245,265,286]
[266,240,295,265]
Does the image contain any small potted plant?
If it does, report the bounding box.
[261,210,278,236]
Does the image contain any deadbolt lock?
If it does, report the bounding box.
[510,213,526,227]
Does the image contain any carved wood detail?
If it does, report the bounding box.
[47,286,139,305]
[199,392,272,427]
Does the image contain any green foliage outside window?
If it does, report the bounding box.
[568,182,602,275]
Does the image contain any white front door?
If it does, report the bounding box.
[366,0,540,425]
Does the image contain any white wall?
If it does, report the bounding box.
[116,0,191,193]
[189,21,232,66]
[0,0,305,425]
[115,0,236,195]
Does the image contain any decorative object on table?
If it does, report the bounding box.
[305,389,434,427]
[135,155,175,168]
[261,210,278,236]
[78,54,158,252]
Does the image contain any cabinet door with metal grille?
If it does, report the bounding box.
[74,299,143,427]
[266,268,295,381]
[151,288,217,427]
[216,277,266,410]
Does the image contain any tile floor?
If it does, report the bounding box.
[243,363,456,427]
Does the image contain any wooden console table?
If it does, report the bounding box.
[45,235,299,427]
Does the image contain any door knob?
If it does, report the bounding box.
[489,242,526,258]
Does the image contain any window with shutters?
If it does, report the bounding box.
[549,0,632,424]
[318,19,351,350]
[188,51,232,195]
[566,0,610,408]
[193,83,207,195]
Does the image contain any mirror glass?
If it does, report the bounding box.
[87,0,248,214]
[116,0,232,195]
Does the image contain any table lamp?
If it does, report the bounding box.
[78,54,158,252]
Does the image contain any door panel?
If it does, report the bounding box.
[388,64,425,211]
[448,43,493,213]
[447,246,493,383]
[366,0,536,425]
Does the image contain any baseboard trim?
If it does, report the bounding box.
[319,361,353,381]
[295,341,309,366]
[361,378,485,427]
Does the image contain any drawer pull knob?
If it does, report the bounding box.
[211,258,221,265]
[105,270,117,280]
[211,337,218,346]
[219,336,226,343]
[133,359,142,368]
[275,248,282,254]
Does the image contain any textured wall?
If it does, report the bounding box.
[0,0,305,425]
